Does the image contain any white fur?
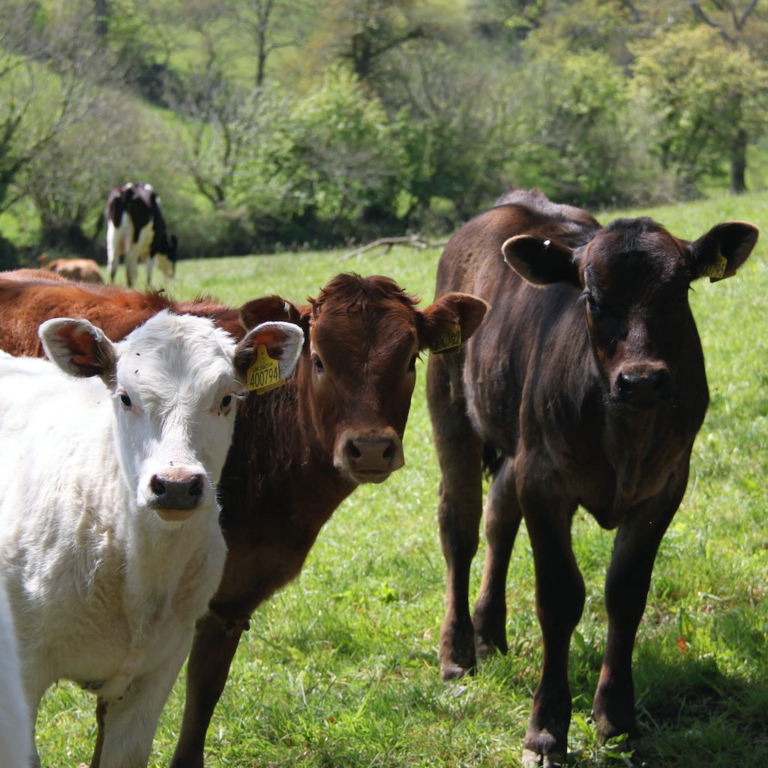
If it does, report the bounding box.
[0,313,301,767]
[107,212,156,288]
[0,573,31,768]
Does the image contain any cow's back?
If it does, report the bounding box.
[434,203,598,457]
[0,276,210,355]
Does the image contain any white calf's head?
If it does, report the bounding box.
[39,311,303,523]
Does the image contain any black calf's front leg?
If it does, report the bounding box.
[473,456,523,659]
[593,487,684,746]
[520,481,585,767]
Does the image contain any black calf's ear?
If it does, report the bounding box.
[502,235,581,287]
[690,222,759,282]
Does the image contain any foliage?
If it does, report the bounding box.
[3,0,768,258]
[505,42,660,207]
[382,40,518,227]
[230,67,409,247]
[630,26,768,196]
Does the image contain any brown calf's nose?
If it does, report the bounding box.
[149,472,205,510]
[346,436,400,473]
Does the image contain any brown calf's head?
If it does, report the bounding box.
[502,218,758,408]
[241,274,488,484]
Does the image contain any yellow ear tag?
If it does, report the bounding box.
[697,248,728,280]
[247,345,285,394]
[430,324,462,354]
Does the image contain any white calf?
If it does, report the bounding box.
[0,311,303,768]
[0,573,31,768]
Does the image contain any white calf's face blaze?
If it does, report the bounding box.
[110,314,240,521]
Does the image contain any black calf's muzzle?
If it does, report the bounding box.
[616,368,674,407]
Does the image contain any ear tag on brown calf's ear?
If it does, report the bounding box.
[696,247,728,281]
[430,324,462,354]
[247,345,285,394]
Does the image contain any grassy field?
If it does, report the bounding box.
[34,192,768,767]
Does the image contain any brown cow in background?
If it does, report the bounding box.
[427,188,757,766]
[0,271,488,768]
[37,253,103,283]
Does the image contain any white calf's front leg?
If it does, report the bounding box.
[96,643,190,768]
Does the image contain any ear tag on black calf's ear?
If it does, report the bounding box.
[247,345,285,394]
[696,247,728,281]
[430,325,462,354]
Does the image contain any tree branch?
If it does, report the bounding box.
[341,235,448,260]
[687,1,732,42]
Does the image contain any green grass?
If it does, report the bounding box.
[34,192,768,767]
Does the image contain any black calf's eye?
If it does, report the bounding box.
[408,355,418,372]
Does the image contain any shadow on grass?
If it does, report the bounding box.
[632,654,767,767]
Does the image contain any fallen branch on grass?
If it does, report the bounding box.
[341,235,449,260]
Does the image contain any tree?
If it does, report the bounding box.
[681,1,768,192]
[505,42,656,206]
[173,73,272,207]
[308,0,430,84]
[630,25,768,196]
[0,1,119,214]
[229,0,316,86]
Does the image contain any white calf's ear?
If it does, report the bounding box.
[235,321,304,392]
[39,318,117,382]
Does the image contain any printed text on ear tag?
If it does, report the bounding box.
[247,345,285,394]
[697,248,728,280]
[431,325,462,354]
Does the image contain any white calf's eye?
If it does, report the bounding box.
[119,392,132,408]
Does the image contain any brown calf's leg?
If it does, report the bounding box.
[170,612,246,768]
[520,481,584,767]
[428,354,484,681]
[473,456,523,659]
[593,487,684,748]
[89,697,107,768]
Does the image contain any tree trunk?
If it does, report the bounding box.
[730,128,747,194]
[94,0,110,38]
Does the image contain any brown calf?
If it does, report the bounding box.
[427,189,758,766]
[0,271,488,767]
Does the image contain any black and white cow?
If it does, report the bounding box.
[106,183,178,287]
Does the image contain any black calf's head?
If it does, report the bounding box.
[502,218,758,408]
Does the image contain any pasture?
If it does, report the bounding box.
[34,192,768,767]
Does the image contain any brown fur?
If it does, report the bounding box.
[0,270,488,767]
[45,258,104,283]
[427,191,758,763]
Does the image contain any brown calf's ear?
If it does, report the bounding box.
[234,321,304,393]
[38,318,117,383]
[239,296,303,330]
[419,293,489,353]
[690,222,759,282]
[502,235,580,287]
